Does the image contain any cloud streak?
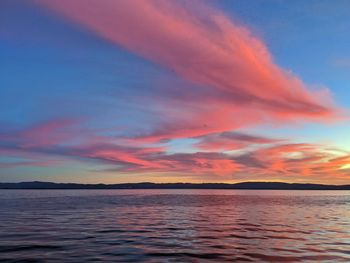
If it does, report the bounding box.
[1,0,347,183]
[1,119,349,182]
[36,0,337,142]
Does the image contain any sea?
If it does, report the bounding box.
[0,189,350,262]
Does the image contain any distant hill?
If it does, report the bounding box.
[0,181,350,190]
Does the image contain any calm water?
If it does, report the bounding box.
[1,190,350,262]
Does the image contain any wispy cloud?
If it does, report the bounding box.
[36,0,337,143]
[1,0,346,183]
[1,119,349,181]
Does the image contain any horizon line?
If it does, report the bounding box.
[1,181,350,190]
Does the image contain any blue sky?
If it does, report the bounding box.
[1,0,349,184]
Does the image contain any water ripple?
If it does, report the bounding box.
[0,189,350,262]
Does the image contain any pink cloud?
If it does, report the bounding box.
[18,119,80,148]
[35,0,338,143]
[1,118,349,181]
[238,143,350,178]
[3,1,348,183]
[0,119,82,150]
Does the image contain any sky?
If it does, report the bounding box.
[1,0,350,184]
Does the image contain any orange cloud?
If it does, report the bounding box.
[241,143,350,179]
[1,118,349,181]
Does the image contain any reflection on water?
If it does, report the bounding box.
[1,190,350,262]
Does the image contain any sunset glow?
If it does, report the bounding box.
[1,0,350,184]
